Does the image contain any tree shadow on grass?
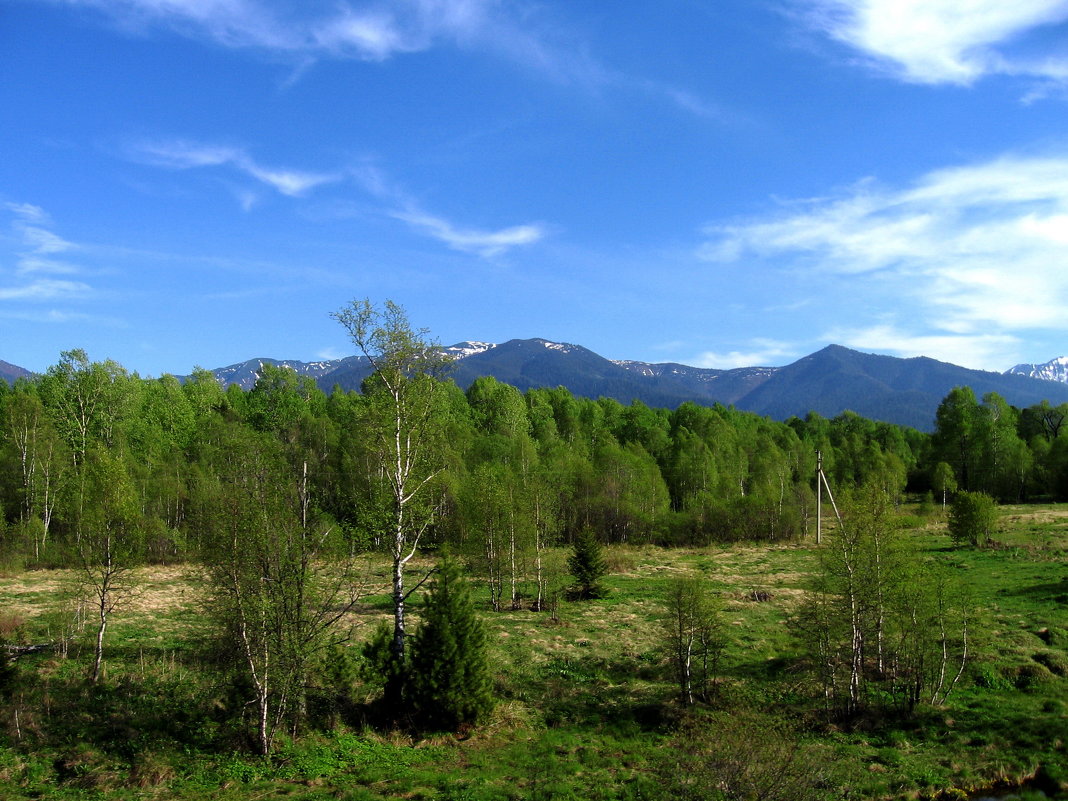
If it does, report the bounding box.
[1003,579,1068,604]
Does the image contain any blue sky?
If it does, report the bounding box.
[5,0,1068,377]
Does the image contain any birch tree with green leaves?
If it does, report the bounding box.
[331,299,452,680]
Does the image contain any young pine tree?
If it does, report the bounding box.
[405,555,494,732]
[568,529,608,600]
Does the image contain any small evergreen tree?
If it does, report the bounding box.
[948,490,997,547]
[359,620,406,714]
[405,555,494,731]
[568,529,608,600]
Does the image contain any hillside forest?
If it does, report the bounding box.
[1,300,1067,799]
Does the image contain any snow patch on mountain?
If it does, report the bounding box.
[538,339,577,353]
[612,360,658,377]
[613,359,780,383]
[444,341,497,359]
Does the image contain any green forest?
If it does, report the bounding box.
[1,300,1067,800]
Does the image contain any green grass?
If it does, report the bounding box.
[1,504,1066,799]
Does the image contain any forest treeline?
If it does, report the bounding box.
[3,346,1068,571]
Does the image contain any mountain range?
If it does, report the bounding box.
[5,344,1068,432]
[182,341,1068,431]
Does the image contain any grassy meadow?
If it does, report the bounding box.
[1,502,1066,800]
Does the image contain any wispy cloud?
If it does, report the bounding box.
[0,279,93,301]
[6,202,75,265]
[354,163,548,256]
[804,0,1068,85]
[391,209,546,257]
[315,346,348,361]
[47,0,604,84]
[700,151,1068,368]
[0,308,123,325]
[129,140,547,256]
[132,140,339,197]
[818,323,1021,371]
[44,0,739,122]
[694,339,798,369]
[3,203,95,303]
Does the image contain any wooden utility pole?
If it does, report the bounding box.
[815,450,841,544]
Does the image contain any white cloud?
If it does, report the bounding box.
[16,257,81,275]
[0,279,93,301]
[3,203,96,302]
[5,202,50,224]
[16,225,75,254]
[311,7,420,60]
[47,1,730,119]
[47,0,600,83]
[315,346,348,361]
[132,139,339,197]
[351,163,548,256]
[700,151,1068,368]
[137,140,240,168]
[7,204,80,270]
[0,308,121,325]
[806,0,1068,84]
[391,209,546,257]
[242,162,335,196]
[818,324,1020,371]
[131,141,547,255]
[694,339,798,369]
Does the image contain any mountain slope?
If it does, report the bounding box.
[0,360,33,385]
[613,360,776,406]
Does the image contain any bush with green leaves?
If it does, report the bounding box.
[948,490,997,547]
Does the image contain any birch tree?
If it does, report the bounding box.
[331,299,451,678]
[664,576,725,705]
[795,484,971,719]
[198,422,363,754]
[77,447,140,684]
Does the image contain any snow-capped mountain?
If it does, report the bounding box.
[1006,356,1068,384]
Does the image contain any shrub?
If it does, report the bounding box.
[948,491,997,547]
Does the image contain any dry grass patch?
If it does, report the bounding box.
[0,569,75,619]
[126,565,201,617]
